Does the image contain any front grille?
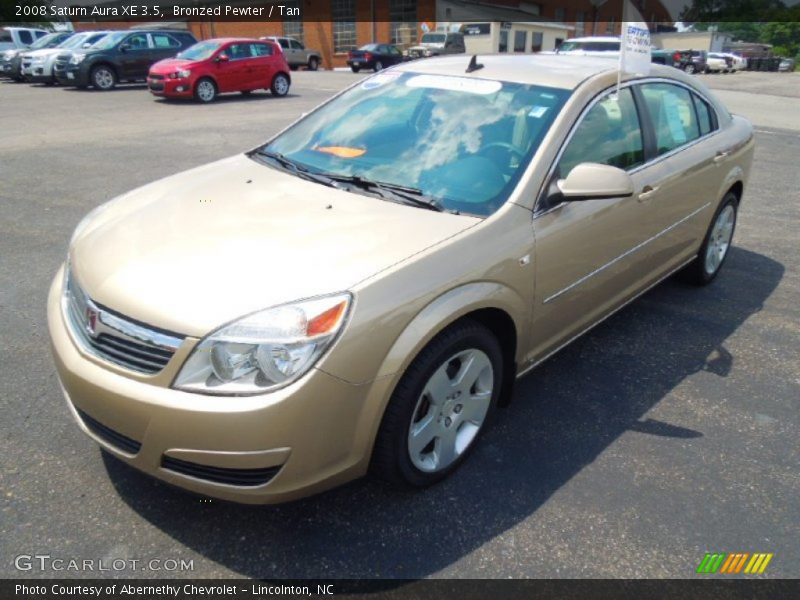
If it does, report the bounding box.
[148,81,164,91]
[161,456,281,487]
[77,409,142,454]
[149,74,164,81]
[63,270,183,375]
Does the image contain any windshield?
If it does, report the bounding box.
[358,44,379,52]
[91,31,127,51]
[421,34,446,44]
[30,33,64,50]
[177,40,222,61]
[62,33,92,49]
[558,40,619,52]
[259,71,569,216]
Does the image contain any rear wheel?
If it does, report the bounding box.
[371,320,503,487]
[194,77,217,103]
[681,193,738,285]
[684,63,695,74]
[350,66,360,73]
[307,56,319,71]
[374,60,384,72]
[270,73,290,96]
[91,65,116,90]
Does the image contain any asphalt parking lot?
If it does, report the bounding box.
[1,70,798,579]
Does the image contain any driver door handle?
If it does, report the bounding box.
[713,150,730,164]
[638,184,659,202]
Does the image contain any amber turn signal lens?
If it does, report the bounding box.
[307,301,347,336]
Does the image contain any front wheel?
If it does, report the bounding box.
[194,77,217,103]
[684,63,696,74]
[371,320,503,488]
[91,65,116,90]
[681,193,738,285]
[270,73,290,96]
[350,66,360,73]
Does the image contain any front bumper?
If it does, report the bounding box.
[57,63,90,86]
[147,75,193,97]
[47,266,383,504]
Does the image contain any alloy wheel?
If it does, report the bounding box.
[93,67,114,90]
[196,80,215,102]
[407,348,494,473]
[704,204,735,275]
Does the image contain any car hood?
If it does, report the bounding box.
[150,58,195,73]
[69,154,480,337]
[23,48,62,58]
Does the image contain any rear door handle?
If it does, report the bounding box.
[638,185,659,202]
[713,151,730,164]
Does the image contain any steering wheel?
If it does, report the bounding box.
[480,142,526,175]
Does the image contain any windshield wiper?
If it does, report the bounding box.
[320,174,444,212]
[251,150,337,187]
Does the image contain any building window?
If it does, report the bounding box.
[390,0,417,47]
[499,30,509,53]
[283,2,304,45]
[554,8,565,22]
[332,0,357,53]
[575,12,585,37]
[514,30,527,52]
[606,18,615,35]
[531,32,543,52]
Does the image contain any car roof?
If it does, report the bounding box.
[393,54,679,90]
[205,37,275,43]
[566,36,620,43]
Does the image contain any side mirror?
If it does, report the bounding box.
[81,43,92,48]
[215,53,229,63]
[119,43,130,52]
[557,163,634,201]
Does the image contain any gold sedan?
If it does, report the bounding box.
[48,55,754,503]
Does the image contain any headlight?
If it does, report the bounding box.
[174,293,352,395]
[169,69,191,79]
[70,53,86,64]
[3,50,17,60]
[423,49,432,57]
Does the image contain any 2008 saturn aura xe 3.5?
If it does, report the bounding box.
[48,55,754,504]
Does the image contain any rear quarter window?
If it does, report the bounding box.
[19,30,33,45]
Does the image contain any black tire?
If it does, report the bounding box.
[374,60,384,72]
[371,320,503,488]
[680,192,739,285]
[289,64,298,71]
[194,77,217,103]
[684,63,695,74]
[91,65,116,90]
[350,66,360,73]
[270,73,290,97]
[307,56,319,71]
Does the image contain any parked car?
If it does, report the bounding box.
[679,50,708,74]
[720,52,747,71]
[706,53,729,73]
[0,27,52,80]
[347,43,404,72]
[49,55,754,504]
[148,38,290,102]
[556,36,620,56]
[260,35,321,71]
[407,32,466,59]
[0,26,49,52]
[21,31,109,84]
[778,58,795,72]
[651,48,682,68]
[55,29,196,90]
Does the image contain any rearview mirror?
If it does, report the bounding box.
[557,163,634,201]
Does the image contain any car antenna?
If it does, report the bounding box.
[466,54,484,73]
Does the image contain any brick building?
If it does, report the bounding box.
[73,0,673,70]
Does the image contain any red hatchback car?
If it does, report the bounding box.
[147,38,291,102]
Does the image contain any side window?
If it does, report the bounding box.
[251,43,273,57]
[692,94,716,136]
[126,33,149,50]
[19,30,33,45]
[389,46,402,56]
[640,83,701,154]
[227,43,252,60]
[152,34,180,49]
[278,38,290,49]
[289,40,303,50]
[558,87,644,176]
[34,30,48,39]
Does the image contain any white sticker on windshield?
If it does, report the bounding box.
[528,106,549,118]
[361,71,402,90]
[406,74,502,95]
